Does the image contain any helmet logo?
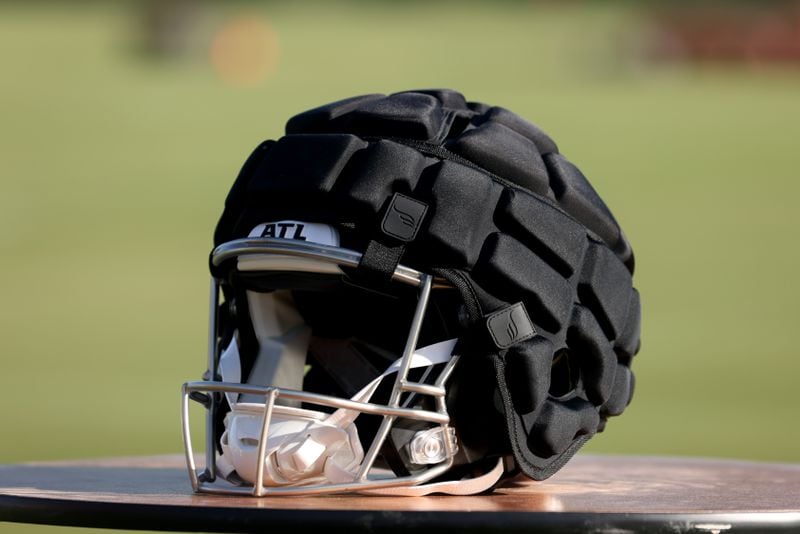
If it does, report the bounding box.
[258,222,307,240]
[486,302,536,349]
[247,220,340,247]
[382,193,428,242]
[506,316,518,342]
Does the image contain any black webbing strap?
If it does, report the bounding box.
[356,238,406,285]
[353,193,429,286]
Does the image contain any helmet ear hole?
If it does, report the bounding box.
[549,349,580,399]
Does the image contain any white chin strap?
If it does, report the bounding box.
[360,457,505,496]
[216,338,504,495]
[218,402,364,487]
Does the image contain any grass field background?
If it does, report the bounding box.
[1,2,799,533]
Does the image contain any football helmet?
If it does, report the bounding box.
[181,89,641,496]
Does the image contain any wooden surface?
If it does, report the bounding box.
[1,454,799,532]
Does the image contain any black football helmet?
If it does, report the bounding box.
[181,89,641,496]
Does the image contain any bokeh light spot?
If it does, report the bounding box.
[210,15,278,88]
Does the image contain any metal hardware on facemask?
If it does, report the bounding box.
[408,427,458,465]
[189,391,212,409]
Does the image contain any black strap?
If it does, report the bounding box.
[356,238,406,285]
[352,193,429,286]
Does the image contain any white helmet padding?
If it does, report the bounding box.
[218,403,364,487]
[217,326,460,489]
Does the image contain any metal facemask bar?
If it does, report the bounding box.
[181,238,459,496]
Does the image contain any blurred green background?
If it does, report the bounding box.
[2,1,799,532]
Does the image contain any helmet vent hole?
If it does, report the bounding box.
[549,349,580,399]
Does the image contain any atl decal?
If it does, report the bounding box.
[259,222,307,240]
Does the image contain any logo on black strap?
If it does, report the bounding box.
[486,302,536,349]
[382,193,428,242]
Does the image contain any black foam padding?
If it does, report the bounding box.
[445,122,550,197]
[579,243,634,341]
[420,161,501,266]
[615,288,641,358]
[476,233,573,333]
[569,305,619,405]
[467,101,491,114]
[285,94,384,134]
[479,106,559,155]
[346,93,445,140]
[529,398,600,459]
[602,365,632,417]
[248,134,367,197]
[213,140,274,247]
[404,88,468,110]
[504,337,554,416]
[213,88,641,483]
[497,189,587,278]
[545,153,633,267]
[337,140,430,215]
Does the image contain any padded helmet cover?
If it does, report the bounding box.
[213,89,641,481]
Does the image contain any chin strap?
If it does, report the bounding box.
[359,457,505,496]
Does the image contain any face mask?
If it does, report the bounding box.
[216,335,457,488]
